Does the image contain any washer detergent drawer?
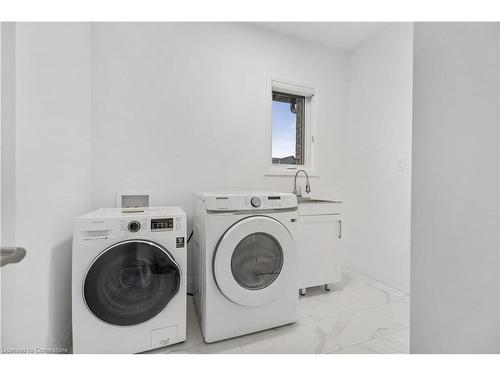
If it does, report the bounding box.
[151,325,178,349]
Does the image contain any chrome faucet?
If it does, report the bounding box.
[293,169,311,197]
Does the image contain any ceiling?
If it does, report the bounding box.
[253,22,390,51]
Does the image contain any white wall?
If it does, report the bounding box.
[411,23,500,353]
[0,21,3,347]
[340,23,413,293]
[0,22,16,351]
[90,23,348,290]
[1,23,15,253]
[1,23,91,352]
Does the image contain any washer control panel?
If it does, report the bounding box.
[119,217,183,233]
[75,207,186,242]
[151,218,174,232]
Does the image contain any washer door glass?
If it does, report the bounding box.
[84,240,180,326]
[231,232,283,290]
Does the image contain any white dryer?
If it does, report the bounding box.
[72,207,186,353]
[193,191,298,343]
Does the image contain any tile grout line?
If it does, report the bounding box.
[319,310,409,353]
[338,294,410,315]
[329,327,410,354]
[374,308,410,329]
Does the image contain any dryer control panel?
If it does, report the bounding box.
[201,192,298,211]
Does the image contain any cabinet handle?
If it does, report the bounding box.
[338,220,342,239]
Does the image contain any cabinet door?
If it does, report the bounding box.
[297,214,341,288]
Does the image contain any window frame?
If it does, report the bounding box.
[265,77,319,176]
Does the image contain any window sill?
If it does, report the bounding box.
[265,166,318,177]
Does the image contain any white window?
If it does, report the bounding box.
[266,78,318,176]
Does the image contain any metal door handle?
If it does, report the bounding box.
[1,247,27,267]
[338,220,342,239]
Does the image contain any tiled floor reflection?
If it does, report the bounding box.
[149,269,410,354]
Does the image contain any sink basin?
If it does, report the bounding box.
[297,197,342,204]
[297,197,342,215]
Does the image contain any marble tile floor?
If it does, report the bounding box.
[148,268,410,354]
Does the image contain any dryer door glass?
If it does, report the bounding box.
[84,240,180,326]
[213,215,295,307]
[231,232,283,290]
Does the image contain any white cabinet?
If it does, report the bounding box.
[297,200,342,293]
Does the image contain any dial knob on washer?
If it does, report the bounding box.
[250,197,261,208]
[128,221,141,232]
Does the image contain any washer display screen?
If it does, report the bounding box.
[151,218,173,231]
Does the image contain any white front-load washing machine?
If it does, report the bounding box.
[72,207,187,353]
[193,191,299,343]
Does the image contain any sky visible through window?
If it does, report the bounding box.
[272,101,297,159]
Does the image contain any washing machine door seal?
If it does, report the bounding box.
[213,215,295,307]
[83,239,181,326]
